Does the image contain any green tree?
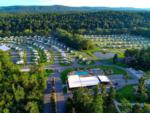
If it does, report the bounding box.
[66,98,75,113]
[91,95,103,113]
[106,86,116,105]
[12,85,25,102]
[131,104,142,113]
[143,104,150,113]
[25,102,40,113]
[121,98,132,113]
[137,77,148,102]
[113,54,118,64]
[3,108,9,113]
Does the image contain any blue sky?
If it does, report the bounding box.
[1,0,150,8]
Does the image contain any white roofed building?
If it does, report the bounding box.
[68,75,100,89]
[68,75,81,88]
[0,45,10,51]
[67,74,111,89]
[98,75,110,83]
[80,76,100,87]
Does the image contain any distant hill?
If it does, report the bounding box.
[0,5,150,13]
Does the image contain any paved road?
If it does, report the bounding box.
[43,49,66,113]
[44,76,51,113]
[54,71,66,113]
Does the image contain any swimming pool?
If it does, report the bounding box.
[75,71,89,76]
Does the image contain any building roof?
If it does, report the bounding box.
[98,75,110,83]
[0,45,10,51]
[68,75,81,88]
[80,76,99,87]
[68,75,100,88]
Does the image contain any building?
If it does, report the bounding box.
[0,45,10,51]
[67,74,111,89]
[98,75,111,84]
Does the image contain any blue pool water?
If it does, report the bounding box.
[75,71,89,76]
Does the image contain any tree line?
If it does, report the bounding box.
[1,11,150,38]
[0,50,47,113]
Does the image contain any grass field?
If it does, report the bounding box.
[116,85,137,102]
[117,85,150,103]
[99,65,127,75]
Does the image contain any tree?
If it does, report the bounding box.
[131,104,142,113]
[0,51,47,113]
[121,98,132,113]
[66,98,75,113]
[25,102,40,113]
[136,77,148,102]
[113,54,118,64]
[101,84,107,100]
[73,88,92,113]
[93,85,99,97]
[3,108,10,113]
[143,104,150,113]
[12,84,25,102]
[106,86,116,105]
[91,95,103,113]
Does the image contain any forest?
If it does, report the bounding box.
[0,51,47,113]
[124,47,150,71]
[1,11,150,37]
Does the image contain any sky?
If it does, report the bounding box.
[1,0,150,8]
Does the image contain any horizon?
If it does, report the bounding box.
[1,0,150,8]
[0,5,149,9]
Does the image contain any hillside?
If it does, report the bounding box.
[0,5,149,13]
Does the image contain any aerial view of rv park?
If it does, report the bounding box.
[0,1,150,113]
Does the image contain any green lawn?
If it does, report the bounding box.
[116,85,137,102]
[116,62,128,68]
[99,65,127,75]
[117,85,150,103]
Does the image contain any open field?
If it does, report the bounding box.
[117,85,150,103]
